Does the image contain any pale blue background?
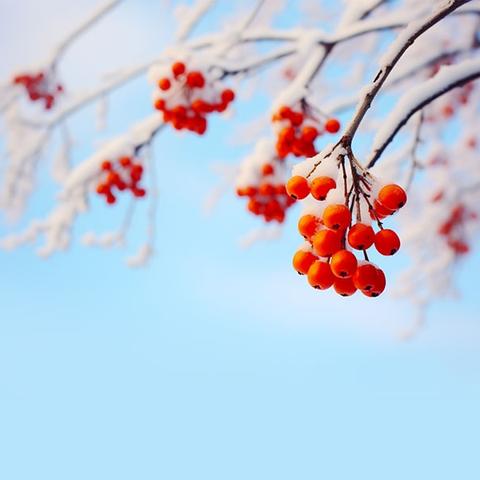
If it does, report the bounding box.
[1,1,479,479]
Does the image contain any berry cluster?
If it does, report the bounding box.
[289,171,406,297]
[153,61,235,135]
[235,139,295,223]
[12,72,63,110]
[272,105,340,159]
[96,156,146,205]
[438,203,477,256]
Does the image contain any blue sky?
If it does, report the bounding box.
[1,1,480,479]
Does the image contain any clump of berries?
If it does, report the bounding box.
[153,61,235,135]
[438,202,477,256]
[272,104,340,159]
[12,71,63,110]
[289,153,406,297]
[236,139,295,223]
[96,156,146,205]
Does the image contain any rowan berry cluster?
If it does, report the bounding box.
[438,202,476,256]
[12,71,63,110]
[153,61,235,135]
[236,139,295,223]
[96,156,146,205]
[289,164,406,297]
[272,104,340,159]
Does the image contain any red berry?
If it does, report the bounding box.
[158,78,171,91]
[325,118,340,133]
[172,62,186,77]
[298,214,319,239]
[322,204,351,231]
[374,229,400,256]
[262,164,274,176]
[334,277,357,297]
[307,261,334,290]
[101,161,112,171]
[292,250,317,275]
[353,263,378,291]
[221,89,235,104]
[286,176,310,200]
[378,184,407,210]
[301,126,318,143]
[362,268,386,297]
[186,71,205,88]
[119,156,131,167]
[347,223,375,250]
[330,250,358,278]
[312,229,341,257]
[310,176,336,201]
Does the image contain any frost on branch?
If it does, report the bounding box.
[1,0,480,325]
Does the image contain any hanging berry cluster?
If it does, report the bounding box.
[437,202,477,256]
[12,71,63,110]
[272,103,340,159]
[289,149,407,297]
[96,156,146,205]
[236,139,296,223]
[152,61,235,135]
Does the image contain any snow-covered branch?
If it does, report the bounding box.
[369,57,480,167]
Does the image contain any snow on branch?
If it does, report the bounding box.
[1,114,163,257]
[343,0,472,145]
[368,57,480,167]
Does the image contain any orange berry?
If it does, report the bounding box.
[119,156,131,167]
[154,98,166,111]
[298,214,319,239]
[292,250,317,275]
[101,160,112,171]
[286,176,310,200]
[322,204,351,230]
[158,77,171,91]
[290,112,304,126]
[362,268,386,297]
[370,199,394,220]
[334,277,357,297]
[378,184,407,210]
[258,183,275,196]
[325,118,340,133]
[186,71,205,88]
[279,106,293,119]
[374,229,400,255]
[310,176,336,201]
[172,61,186,77]
[307,261,334,290]
[347,223,375,250]
[352,263,378,291]
[301,126,318,143]
[96,183,108,195]
[312,229,341,257]
[330,250,358,278]
[262,164,274,176]
[247,199,262,214]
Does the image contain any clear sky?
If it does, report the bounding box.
[1,1,479,479]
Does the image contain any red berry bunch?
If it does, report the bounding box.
[236,139,296,223]
[12,72,63,110]
[153,61,235,135]
[438,203,477,256]
[96,156,146,205]
[289,172,407,297]
[272,104,340,159]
